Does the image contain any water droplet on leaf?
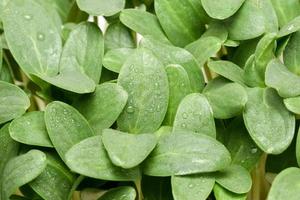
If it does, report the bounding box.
[126,106,134,113]
[37,33,45,41]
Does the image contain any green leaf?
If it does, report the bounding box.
[40,69,96,94]
[103,48,135,73]
[202,22,228,43]
[260,0,278,33]
[201,0,245,20]
[0,62,13,83]
[277,16,300,38]
[185,36,222,67]
[222,117,262,171]
[117,48,169,134]
[1,150,47,200]
[0,41,2,72]
[0,124,19,195]
[98,186,136,200]
[271,0,300,27]
[154,0,208,47]
[226,0,265,40]
[29,153,76,200]
[9,111,53,147]
[243,87,295,154]
[143,132,231,176]
[0,81,30,124]
[254,33,276,79]
[76,0,125,16]
[163,64,192,125]
[59,22,104,84]
[283,31,300,75]
[120,9,168,43]
[214,165,252,194]
[243,54,265,87]
[265,59,300,98]
[267,167,300,200]
[65,135,141,181]
[207,60,245,85]
[2,0,62,77]
[284,96,300,115]
[171,174,215,200]
[213,184,247,200]
[173,93,216,138]
[142,176,173,200]
[104,21,135,52]
[102,129,157,169]
[74,83,128,133]
[44,101,95,161]
[203,78,248,119]
[141,36,205,92]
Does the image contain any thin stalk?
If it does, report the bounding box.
[135,179,144,200]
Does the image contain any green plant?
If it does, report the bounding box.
[1,0,300,199]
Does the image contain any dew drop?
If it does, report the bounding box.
[37,33,45,41]
[182,112,188,119]
[24,14,32,20]
[181,82,185,87]
[188,183,194,188]
[181,123,187,128]
[126,106,135,113]
[154,82,159,87]
[251,148,258,154]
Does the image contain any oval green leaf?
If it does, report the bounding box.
[29,153,76,200]
[213,184,247,200]
[2,0,62,77]
[207,60,245,86]
[103,48,135,73]
[44,101,95,161]
[171,174,215,200]
[203,78,248,119]
[0,81,30,124]
[102,129,157,169]
[117,48,169,134]
[76,0,125,16]
[271,0,300,27]
[163,64,192,125]
[1,150,47,200]
[154,0,208,47]
[59,22,104,84]
[74,83,128,133]
[0,124,19,195]
[283,31,300,75]
[226,0,265,40]
[243,87,295,154]
[201,0,245,20]
[284,96,300,115]
[265,59,300,98]
[143,132,231,176]
[98,186,136,200]
[65,135,141,181]
[267,167,300,200]
[173,93,216,138]
[278,16,300,38]
[120,9,168,43]
[9,111,53,147]
[215,165,252,194]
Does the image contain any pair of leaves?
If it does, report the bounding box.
[65,135,141,181]
[2,0,104,94]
